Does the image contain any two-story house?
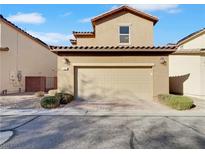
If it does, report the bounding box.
[50,5,176,102]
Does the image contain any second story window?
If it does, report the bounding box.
[119,26,130,44]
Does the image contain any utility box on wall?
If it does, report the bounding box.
[9,71,16,81]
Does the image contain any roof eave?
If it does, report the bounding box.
[50,46,176,54]
[172,48,205,55]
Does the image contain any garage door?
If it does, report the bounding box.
[75,67,153,101]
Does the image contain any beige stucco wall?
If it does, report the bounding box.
[76,12,154,46]
[169,31,205,98]
[77,37,95,46]
[201,56,205,97]
[0,21,57,93]
[58,55,169,100]
[0,23,1,47]
[0,23,2,91]
[178,32,205,49]
[169,55,205,98]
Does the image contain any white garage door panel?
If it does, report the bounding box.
[76,67,153,101]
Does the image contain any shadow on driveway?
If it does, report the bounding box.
[0,116,205,149]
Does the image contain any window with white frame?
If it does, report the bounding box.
[119,26,130,44]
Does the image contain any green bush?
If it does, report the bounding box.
[158,94,194,110]
[40,96,59,109]
[55,93,74,104]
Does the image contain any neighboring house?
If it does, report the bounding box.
[50,5,176,101]
[0,15,57,94]
[169,28,205,99]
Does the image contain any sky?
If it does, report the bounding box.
[0,4,205,46]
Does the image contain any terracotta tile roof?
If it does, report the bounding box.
[91,5,158,25]
[50,45,176,53]
[0,47,9,51]
[177,28,205,45]
[72,31,95,37]
[73,31,94,34]
[0,14,49,49]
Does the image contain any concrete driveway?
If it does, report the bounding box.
[67,97,170,111]
[0,115,205,148]
[1,93,205,116]
[0,93,169,111]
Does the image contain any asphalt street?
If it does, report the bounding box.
[0,115,205,149]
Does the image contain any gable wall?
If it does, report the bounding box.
[178,32,205,49]
[76,12,154,46]
[0,21,57,93]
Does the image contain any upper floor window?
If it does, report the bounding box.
[119,26,130,44]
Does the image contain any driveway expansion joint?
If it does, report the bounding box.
[0,115,40,146]
[123,125,137,149]
[129,131,136,149]
[165,116,205,136]
[0,115,40,132]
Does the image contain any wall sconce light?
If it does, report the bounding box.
[64,58,71,65]
[160,57,167,64]
[62,67,69,71]
[62,58,71,71]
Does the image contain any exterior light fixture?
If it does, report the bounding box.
[160,57,167,64]
[64,58,71,65]
[62,67,69,71]
[62,58,70,71]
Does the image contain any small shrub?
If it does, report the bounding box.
[48,89,58,96]
[158,94,194,110]
[35,91,45,97]
[40,96,59,109]
[55,92,74,104]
